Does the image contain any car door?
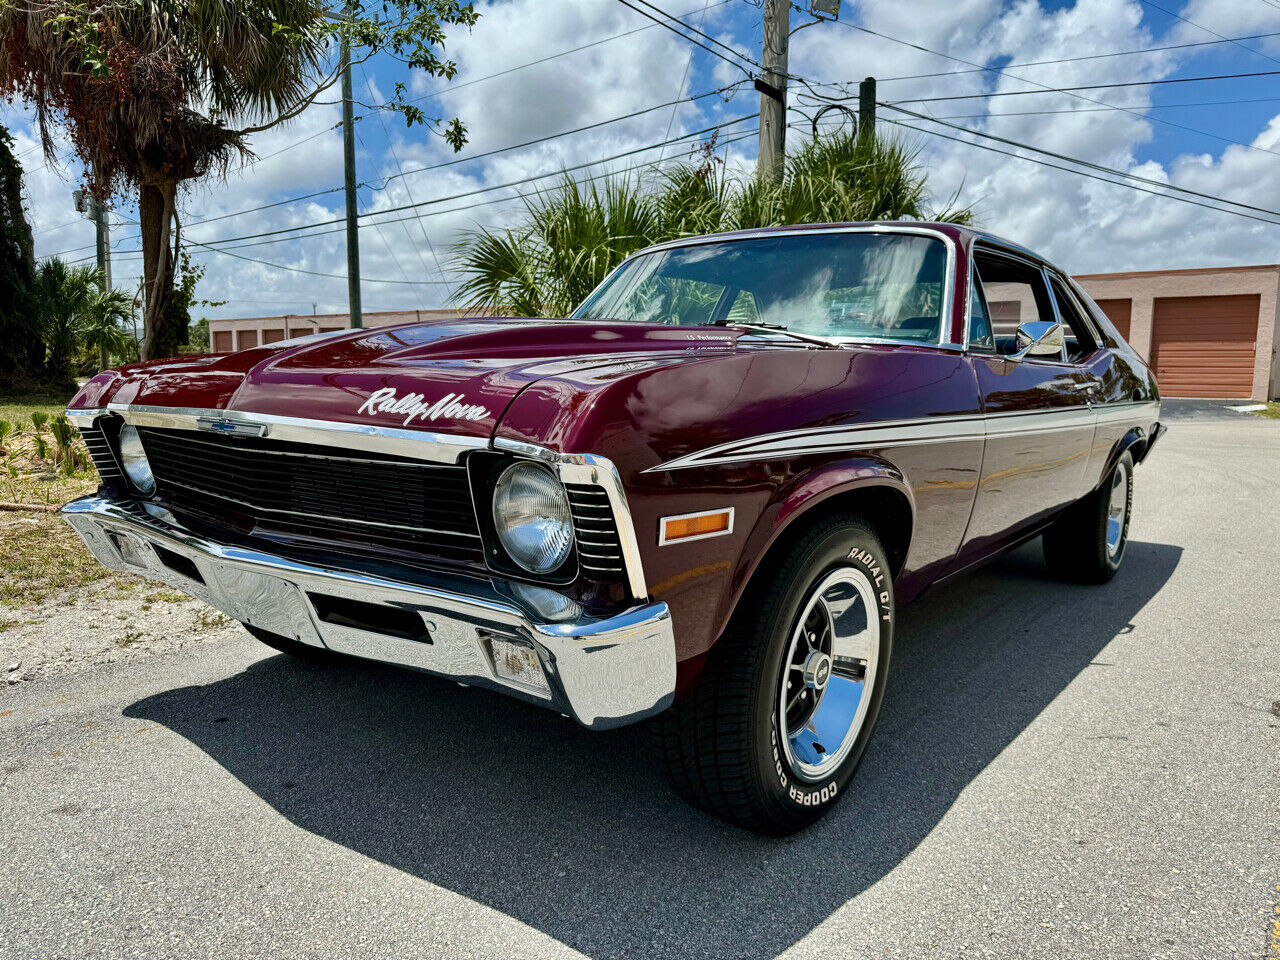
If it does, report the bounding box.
[954,246,1104,565]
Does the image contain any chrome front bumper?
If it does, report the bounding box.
[61,496,676,730]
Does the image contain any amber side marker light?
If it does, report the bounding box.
[659,508,735,545]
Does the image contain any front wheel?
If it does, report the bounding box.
[652,513,894,834]
[1043,451,1134,583]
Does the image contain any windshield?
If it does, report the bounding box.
[572,232,950,342]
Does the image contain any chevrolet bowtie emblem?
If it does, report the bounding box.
[196,416,268,438]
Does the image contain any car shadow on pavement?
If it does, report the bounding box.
[125,539,1181,960]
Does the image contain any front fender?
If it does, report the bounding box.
[712,457,915,647]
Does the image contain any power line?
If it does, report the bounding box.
[885,70,1280,104]
[881,116,1280,228]
[627,0,761,68]
[878,31,1280,83]
[661,0,716,159]
[172,82,747,237]
[406,0,735,105]
[184,238,449,284]
[361,113,754,223]
[361,64,444,300]
[879,101,1280,222]
[614,0,756,76]
[165,113,754,251]
[88,127,759,267]
[354,127,430,303]
[1136,0,1280,66]
[925,96,1280,120]
[822,18,1280,163]
[374,82,746,189]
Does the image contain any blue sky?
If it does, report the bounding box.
[6,0,1280,320]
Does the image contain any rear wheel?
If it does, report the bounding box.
[652,513,894,834]
[1043,451,1134,583]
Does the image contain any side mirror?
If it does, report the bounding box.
[1012,320,1064,360]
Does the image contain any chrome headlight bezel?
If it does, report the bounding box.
[491,461,575,576]
[116,423,155,495]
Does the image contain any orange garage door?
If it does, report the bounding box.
[1151,295,1257,398]
[1094,298,1131,342]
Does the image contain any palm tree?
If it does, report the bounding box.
[82,283,135,371]
[28,258,96,386]
[453,130,975,316]
[0,1,477,359]
[453,176,663,318]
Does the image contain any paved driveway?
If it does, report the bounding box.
[2,417,1278,960]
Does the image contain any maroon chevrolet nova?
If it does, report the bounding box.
[63,223,1164,833]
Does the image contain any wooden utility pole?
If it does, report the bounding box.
[859,76,876,143]
[92,198,110,289]
[340,4,362,329]
[757,0,789,180]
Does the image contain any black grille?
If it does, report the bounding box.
[138,427,483,565]
[565,483,625,579]
[80,422,124,484]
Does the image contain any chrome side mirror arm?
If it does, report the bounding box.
[1011,320,1066,360]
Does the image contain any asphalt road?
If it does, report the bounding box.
[2,416,1278,960]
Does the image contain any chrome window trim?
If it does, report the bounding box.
[493,438,648,602]
[98,403,489,464]
[574,224,960,350]
[1039,267,1071,364]
[1046,268,1107,351]
[963,255,998,354]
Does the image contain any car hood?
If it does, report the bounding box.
[71,317,746,442]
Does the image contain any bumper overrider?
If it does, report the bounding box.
[62,496,676,730]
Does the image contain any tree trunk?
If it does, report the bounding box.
[138,180,181,361]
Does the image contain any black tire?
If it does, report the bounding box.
[1043,451,1134,584]
[243,623,334,660]
[652,512,894,834]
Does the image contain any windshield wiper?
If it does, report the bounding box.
[718,321,840,350]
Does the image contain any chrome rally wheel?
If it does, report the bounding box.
[1106,458,1132,560]
[651,512,894,834]
[778,567,881,782]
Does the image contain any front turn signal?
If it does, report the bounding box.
[659,508,734,545]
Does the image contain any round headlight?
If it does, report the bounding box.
[492,462,574,575]
[117,424,155,495]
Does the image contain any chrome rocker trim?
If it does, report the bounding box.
[61,496,675,730]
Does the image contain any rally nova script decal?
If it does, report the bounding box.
[357,387,490,426]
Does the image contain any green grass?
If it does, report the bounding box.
[1252,402,1280,420]
[0,511,127,607]
[0,390,108,608]
[0,393,75,427]
[0,390,99,505]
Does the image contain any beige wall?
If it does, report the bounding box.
[1076,266,1279,401]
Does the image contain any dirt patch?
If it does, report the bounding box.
[0,575,241,687]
